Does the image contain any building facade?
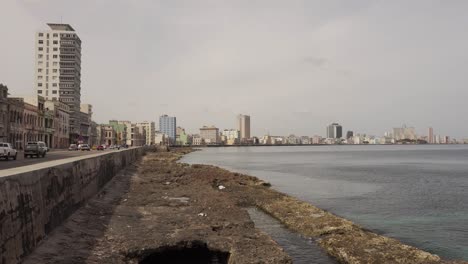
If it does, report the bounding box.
[238,114,251,140]
[159,115,176,143]
[35,24,82,142]
[45,100,70,148]
[137,121,155,145]
[0,84,8,143]
[428,127,434,144]
[221,129,240,145]
[200,126,219,145]
[327,123,343,139]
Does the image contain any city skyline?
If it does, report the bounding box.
[1,1,468,138]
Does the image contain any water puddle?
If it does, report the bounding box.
[247,208,337,264]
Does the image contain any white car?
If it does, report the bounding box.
[0,143,18,160]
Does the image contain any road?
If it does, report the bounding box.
[0,149,116,170]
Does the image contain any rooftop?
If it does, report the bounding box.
[47,23,75,31]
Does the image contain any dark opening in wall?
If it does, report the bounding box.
[138,241,230,264]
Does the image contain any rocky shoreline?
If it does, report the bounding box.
[25,148,467,263]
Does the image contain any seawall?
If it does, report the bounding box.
[0,147,146,264]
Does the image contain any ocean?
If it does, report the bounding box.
[180,145,468,260]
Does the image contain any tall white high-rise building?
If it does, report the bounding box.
[238,114,251,139]
[35,23,82,141]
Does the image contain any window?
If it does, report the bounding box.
[52,76,57,80]
[38,33,43,37]
[38,54,43,59]
[38,90,42,94]
[38,69,42,73]
[38,47,43,51]
[53,62,58,66]
[53,47,58,51]
[52,83,57,87]
[38,76,43,80]
[38,83,42,87]
[38,40,43,44]
[38,61,43,65]
[53,55,58,59]
[53,33,58,37]
[52,97,57,101]
[53,40,58,44]
[53,69,58,73]
[52,90,57,94]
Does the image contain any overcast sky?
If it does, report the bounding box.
[1,0,468,138]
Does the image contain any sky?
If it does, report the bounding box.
[1,0,468,138]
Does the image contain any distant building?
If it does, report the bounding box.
[154,131,167,145]
[192,135,204,146]
[159,115,176,143]
[327,123,343,139]
[393,125,416,140]
[311,135,323,145]
[300,136,310,145]
[238,114,251,140]
[200,126,220,145]
[428,127,434,144]
[287,135,300,145]
[137,121,155,145]
[346,130,354,139]
[221,129,240,145]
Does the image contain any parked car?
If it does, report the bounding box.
[97,145,105,151]
[80,144,91,151]
[69,144,78,151]
[0,143,18,160]
[24,141,47,158]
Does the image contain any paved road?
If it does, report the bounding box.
[0,149,116,170]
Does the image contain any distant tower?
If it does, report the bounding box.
[346,130,354,139]
[35,23,82,142]
[159,115,176,142]
[327,123,343,139]
[428,127,434,144]
[238,114,251,139]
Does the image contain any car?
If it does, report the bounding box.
[80,144,91,151]
[0,143,18,160]
[24,141,47,158]
[97,145,105,151]
[69,144,78,151]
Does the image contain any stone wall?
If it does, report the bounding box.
[0,148,145,264]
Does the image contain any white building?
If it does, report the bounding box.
[137,121,155,145]
[154,131,167,145]
[221,129,240,145]
[393,125,417,140]
[192,135,204,146]
[35,23,82,140]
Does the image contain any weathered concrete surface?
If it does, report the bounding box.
[0,147,145,264]
[23,149,291,263]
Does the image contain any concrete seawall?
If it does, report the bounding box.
[0,148,146,264]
